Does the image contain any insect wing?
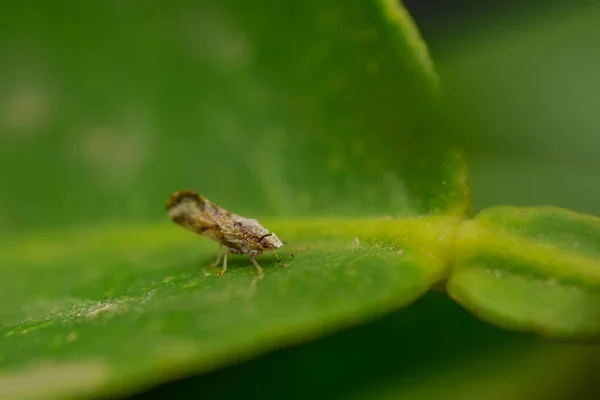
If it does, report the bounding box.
[167,191,219,234]
[201,198,233,228]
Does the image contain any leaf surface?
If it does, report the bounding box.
[0,4,473,399]
[0,217,457,400]
[448,206,600,339]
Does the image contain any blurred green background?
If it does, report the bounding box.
[1,0,599,399]
[434,0,600,216]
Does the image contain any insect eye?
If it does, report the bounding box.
[259,237,270,248]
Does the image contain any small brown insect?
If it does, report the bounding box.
[166,190,286,276]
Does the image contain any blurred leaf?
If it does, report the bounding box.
[448,206,600,339]
[0,0,469,233]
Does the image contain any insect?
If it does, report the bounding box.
[165,190,287,276]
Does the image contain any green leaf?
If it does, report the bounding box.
[448,206,600,339]
[0,1,470,399]
[130,292,600,400]
[0,217,457,400]
[0,0,468,233]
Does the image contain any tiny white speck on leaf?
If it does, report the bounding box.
[86,303,117,318]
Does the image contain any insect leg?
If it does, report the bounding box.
[248,255,264,276]
[217,251,228,276]
[210,244,224,267]
[273,250,286,267]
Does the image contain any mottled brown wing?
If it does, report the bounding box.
[201,199,249,247]
[166,190,260,252]
[165,190,224,235]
